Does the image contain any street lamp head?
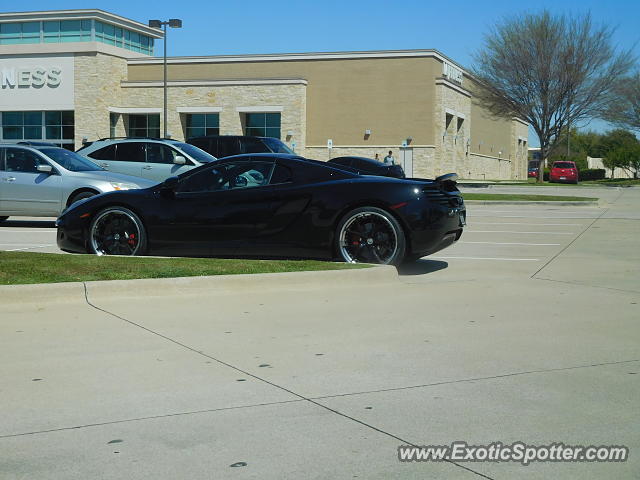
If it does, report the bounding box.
[168,19,182,28]
[148,19,162,28]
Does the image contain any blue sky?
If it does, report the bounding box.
[9,0,640,144]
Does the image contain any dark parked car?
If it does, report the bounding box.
[329,156,406,178]
[186,135,294,158]
[56,154,465,265]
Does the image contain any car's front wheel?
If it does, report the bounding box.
[89,207,147,256]
[336,206,405,265]
[68,190,97,206]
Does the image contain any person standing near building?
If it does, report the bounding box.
[383,150,395,165]
[374,153,380,161]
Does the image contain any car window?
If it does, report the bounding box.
[261,137,294,154]
[146,143,178,164]
[87,144,116,160]
[270,164,293,184]
[115,142,145,162]
[179,161,274,193]
[217,138,238,158]
[553,162,575,168]
[4,148,47,174]
[39,148,102,172]
[240,137,270,154]
[173,143,217,163]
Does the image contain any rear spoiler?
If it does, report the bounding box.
[435,173,458,185]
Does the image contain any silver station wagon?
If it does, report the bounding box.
[77,138,218,182]
[0,143,154,221]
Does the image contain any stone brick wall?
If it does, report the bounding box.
[119,83,306,148]
[433,82,471,178]
[74,52,128,148]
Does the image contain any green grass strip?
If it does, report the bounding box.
[0,251,369,285]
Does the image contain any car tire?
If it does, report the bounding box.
[88,206,147,256]
[335,206,405,265]
[68,190,98,206]
[0,216,8,222]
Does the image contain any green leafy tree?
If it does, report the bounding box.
[597,129,640,177]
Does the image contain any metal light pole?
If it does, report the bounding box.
[148,19,182,138]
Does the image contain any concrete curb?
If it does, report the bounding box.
[464,200,599,206]
[0,265,398,306]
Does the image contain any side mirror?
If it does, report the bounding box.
[161,176,179,190]
[37,164,53,174]
[173,156,186,165]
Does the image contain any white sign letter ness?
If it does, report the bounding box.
[0,55,74,110]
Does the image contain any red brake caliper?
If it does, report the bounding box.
[128,233,136,246]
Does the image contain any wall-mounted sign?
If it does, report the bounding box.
[0,55,74,110]
[443,62,463,85]
[1,67,62,89]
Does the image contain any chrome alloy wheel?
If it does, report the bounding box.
[90,209,143,256]
[338,211,399,264]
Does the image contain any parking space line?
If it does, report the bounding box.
[471,215,600,219]
[431,256,541,261]
[471,222,583,226]
[460,241,561,246]
[466,230,574,235]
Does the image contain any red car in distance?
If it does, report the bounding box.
[549,161,579,184]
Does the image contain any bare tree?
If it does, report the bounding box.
[472,11,635,182]
[601,72,640,132]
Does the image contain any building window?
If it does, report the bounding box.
[44,20,92,43]
[0,111,74,147]
[245,113,281,139]
[0,19,153,54]
[0,22,40,44]
[128,114,160,138]
[110,113,118,139]
[96,21,153,54]
[186,114,219,138]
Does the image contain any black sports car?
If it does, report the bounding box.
[329,156,406,178]
[56,154,465,265]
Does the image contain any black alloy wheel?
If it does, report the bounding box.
[89,207,147,256]
[336,206,405,265]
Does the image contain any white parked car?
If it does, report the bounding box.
[77,138,218,182]
[0,143,154,221]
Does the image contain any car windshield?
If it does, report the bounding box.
[553,162,575,168]
[174,143,218,163]
[39,148,103,172]
[261,137,294,154]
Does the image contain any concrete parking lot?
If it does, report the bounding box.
[1,186,639,479]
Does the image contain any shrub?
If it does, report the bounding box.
[579,168,606,180]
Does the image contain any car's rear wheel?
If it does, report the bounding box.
[68,190,97,206]
[89,207,147,256]
[0,216,8,222]
[336,207,405,265]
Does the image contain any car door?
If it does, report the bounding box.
[149,159,277,256]
[85,144,116,171]
[141,143,195,182]
[109,142,147,178]
[250,161,314,256]
[0,147,62,216]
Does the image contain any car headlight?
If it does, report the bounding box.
[110,182,138,191]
